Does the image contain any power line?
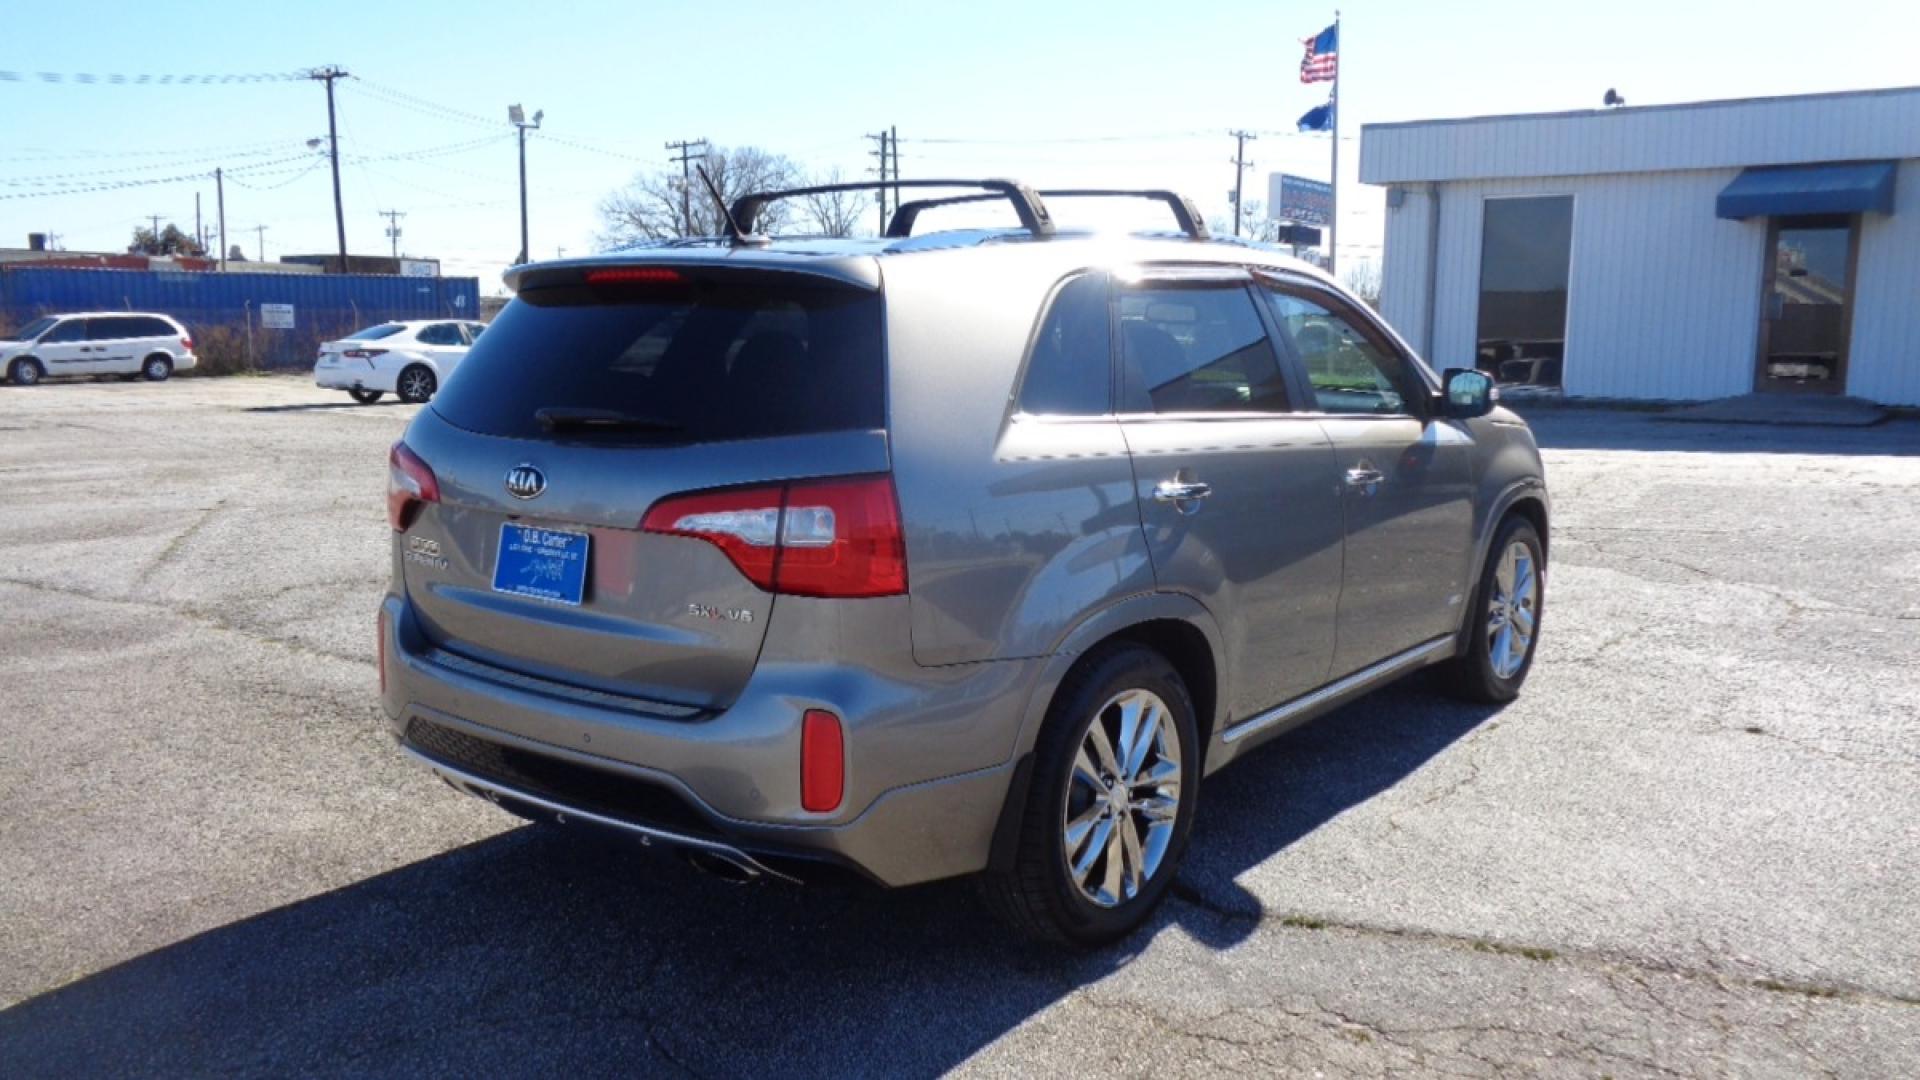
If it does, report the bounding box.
[0,69,309,85]
[665,139,708,236]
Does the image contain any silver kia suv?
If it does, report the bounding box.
[380,181,1548,944]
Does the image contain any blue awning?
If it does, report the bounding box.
[1716,161,1898,220]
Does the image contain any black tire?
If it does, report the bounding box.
[141,354,173,382]
[978,643,1200,946]
[1437,516,1545,704]
[396,365,437,404]
[348,388,384,405]
[8,358,44,386]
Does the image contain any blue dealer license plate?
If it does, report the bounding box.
[491,523,590,606]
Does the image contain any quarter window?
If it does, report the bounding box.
[1118,285,1287,414]
[1018,274,1111,416]
[1262,289,1417,415]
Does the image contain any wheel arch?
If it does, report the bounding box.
[987,593,1224,873]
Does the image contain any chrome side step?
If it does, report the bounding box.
[1221,635,1455,745]
[402,747,802,885]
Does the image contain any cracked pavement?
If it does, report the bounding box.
[1,377,1917,1077]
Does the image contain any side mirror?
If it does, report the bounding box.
[1441,368,1496,419]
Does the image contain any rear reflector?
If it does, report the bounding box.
[585,267,685,285]
[387,442,440,531]
[641,474,905,598]
[801,710,844,812]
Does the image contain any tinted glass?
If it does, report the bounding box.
[1118,285,1286,414]
[135,317,175,337]
[1264,289,1416,414]
[461,322,486,344]
[416,323,463,346]
[1018,274,1111,415]
[13,317,57,341]
[1476,195,1572,388]
[346,324,406,341]
[1762,220,1850,387]
[42,319,86,343]
[431,280,885,443]
[88,317,134,340]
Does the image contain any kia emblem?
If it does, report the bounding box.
[504,464,547,500]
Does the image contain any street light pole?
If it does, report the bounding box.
[509,105,543,265]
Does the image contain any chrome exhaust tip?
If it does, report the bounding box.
[683,848,762,885]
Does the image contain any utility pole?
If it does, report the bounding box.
[867,130,891,234]
[195,193,202,254]
[308,66,351,270]
[215,168,226,270]
[1228,130,1257,238]
[510,105,544,262]
[148,214,163,250]
[252,224,269,262]
[665,138,708,237]
[379,209,405,259]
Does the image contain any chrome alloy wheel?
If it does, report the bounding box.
[1487,540,1538,679]
[1061,688,1182,908]
[399,368,434,402]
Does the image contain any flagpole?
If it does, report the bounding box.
[1329,9,1341,276]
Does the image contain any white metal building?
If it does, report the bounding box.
[1361,86,1920,404]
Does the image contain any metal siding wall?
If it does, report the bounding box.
[1377,185,1434,357]
[1363,88,1920,185]
[1847,163,1920,405]
[0,268,482,368]
[1419,172,1765,401]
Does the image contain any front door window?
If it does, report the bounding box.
[1759,217,1854,393]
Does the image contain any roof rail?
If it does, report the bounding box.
[732,179,1054,242]
[886,188,1210,241]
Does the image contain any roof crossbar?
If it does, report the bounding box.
[732,179,1054,242]
[885,188,1210,240]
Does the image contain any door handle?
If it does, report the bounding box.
[1344,466,1386,489]
[1153,479,1213,503]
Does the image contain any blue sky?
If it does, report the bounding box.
[4,0,1915,293]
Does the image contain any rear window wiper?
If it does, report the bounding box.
[534,407,685,435]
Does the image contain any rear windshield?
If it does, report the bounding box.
[347,324,406,341]
[431,279,885,443]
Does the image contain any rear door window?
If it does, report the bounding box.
[1018,274,1111,415]
[88,317,139,340]
[417,323,463,346]
[430,276,885,443]
[1117,284,1289,414]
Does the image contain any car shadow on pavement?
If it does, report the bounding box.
[244,400,409,413]
[0,682,1494,1079]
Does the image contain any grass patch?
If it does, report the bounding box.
[1755,979,1840,999]
[1281,914,1329,930]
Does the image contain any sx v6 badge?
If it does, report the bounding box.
[404,535,449,571]
[687,603,753,624]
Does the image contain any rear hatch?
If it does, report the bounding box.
[393,262,890,711]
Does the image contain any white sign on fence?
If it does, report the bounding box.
[260,303,295,330]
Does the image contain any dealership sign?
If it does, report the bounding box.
[1273,174,1333,226]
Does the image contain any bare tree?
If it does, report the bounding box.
[597,145,802,247]
[1342,260,1383,309]
[796,168,870,238]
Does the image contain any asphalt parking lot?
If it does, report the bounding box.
[2,375,1916,1077]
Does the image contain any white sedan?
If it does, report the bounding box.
[314,319,487,404]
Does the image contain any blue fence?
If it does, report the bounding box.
[0,266,483,369]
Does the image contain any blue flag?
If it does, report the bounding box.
[1298,98,1335,133]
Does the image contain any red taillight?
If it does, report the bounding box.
[180,336,193,350]
[801,710,844,812]
[387,442,440,531]
[640,474,905,598]
[585,267,684,285]
[345,348,388,360]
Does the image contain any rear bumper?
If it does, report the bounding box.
[380,594,1031,888]
[316,364,390,391]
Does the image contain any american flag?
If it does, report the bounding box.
[1300,24,1338,84]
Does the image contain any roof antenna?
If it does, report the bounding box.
[695,164,755,246]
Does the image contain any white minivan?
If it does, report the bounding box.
[1,312,197,386]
